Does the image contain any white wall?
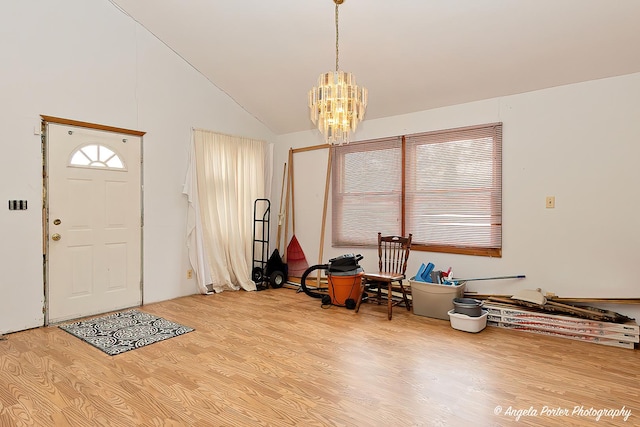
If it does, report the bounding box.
[275,72,640,319]
[0,0,274,334]
[2,2,638,334]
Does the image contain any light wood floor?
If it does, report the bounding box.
[1,288,638,427]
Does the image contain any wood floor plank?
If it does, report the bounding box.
[1,288,639,426]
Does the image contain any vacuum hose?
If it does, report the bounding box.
[300,264,329,300]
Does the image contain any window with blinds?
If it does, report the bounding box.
[332,123,502,257]
[332,136,402,247]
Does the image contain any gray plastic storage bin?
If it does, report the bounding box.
[410,279,466,320]
[452,298,484,317]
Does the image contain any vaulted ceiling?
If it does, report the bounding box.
[110,0,640,135]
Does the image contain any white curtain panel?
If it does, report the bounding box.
[183,139,213,294]
[184,129,268,293]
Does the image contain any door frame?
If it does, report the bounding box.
[41,115,145,325]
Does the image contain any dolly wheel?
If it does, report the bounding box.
[252,267,263,283]
[270,271,285,288]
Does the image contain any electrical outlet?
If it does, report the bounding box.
[546,196,555,208]
[187,269,193,279]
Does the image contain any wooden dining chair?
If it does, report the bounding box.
[355,233,412,320]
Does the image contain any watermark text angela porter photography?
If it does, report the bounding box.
[494,405,632,422]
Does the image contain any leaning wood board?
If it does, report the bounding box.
[487,296,633,323]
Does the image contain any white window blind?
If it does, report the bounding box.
[406,123,502,256]
[332,123,502,257]
[332,136,402,247]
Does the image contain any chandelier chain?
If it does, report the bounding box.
[335,2,339,72]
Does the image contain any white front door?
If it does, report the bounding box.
[47,123,142,323]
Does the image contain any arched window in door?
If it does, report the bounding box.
[69,144,126,170]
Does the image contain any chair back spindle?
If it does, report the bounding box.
[378,233,412,276]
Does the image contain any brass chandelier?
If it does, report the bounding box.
[308,0,368,145]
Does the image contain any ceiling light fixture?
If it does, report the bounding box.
[308,0,368,145]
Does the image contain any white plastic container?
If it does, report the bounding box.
[447,309,488,333]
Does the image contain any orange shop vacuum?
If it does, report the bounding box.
[300,254,364,309]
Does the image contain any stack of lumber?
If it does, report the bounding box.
[484,301,639,349]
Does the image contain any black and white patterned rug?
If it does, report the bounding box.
[59,309,194,356]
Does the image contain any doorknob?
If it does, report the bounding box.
[52,233,61,241]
